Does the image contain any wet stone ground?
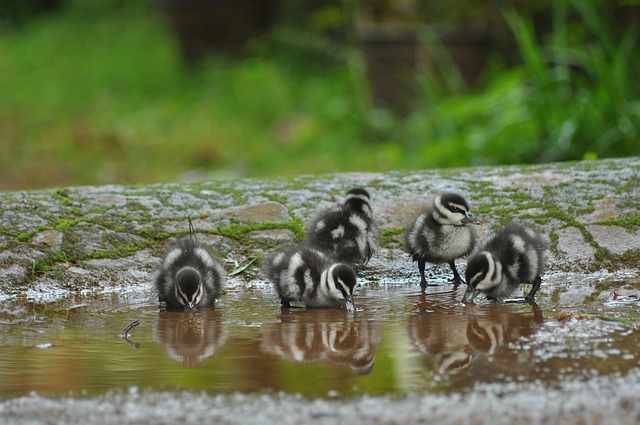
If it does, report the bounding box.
[1,157,639,424]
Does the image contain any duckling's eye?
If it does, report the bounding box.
[450,205,462,213]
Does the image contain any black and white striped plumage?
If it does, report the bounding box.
[463,223,546,303]
[260,313,381,374]
[405,192,482,291]
[154,234,225,311]
[306,188,378,265]
[262,244,358,310]
[155,309,227,366]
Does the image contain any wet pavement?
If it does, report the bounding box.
[1,157,639,424]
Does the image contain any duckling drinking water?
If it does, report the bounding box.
[463,223,546,303]
[154,229,225,311]
[262,243,357,311]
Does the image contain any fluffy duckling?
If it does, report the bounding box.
[463,223,546,303]
[262,244,357,310]
[405,192,482,291]
[306,188,378,265]
[154,231,225,311]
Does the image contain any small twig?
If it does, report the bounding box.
[119,320,140,338]
[228,255,260,277]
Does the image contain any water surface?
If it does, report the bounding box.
[1,275,639,400]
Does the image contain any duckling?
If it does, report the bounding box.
[305,188,378,265]
[405,192,482,291]
[463,223,546,303]
[262,244,357,310]
[154,229,225,311]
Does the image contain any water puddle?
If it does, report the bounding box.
[1,273,639,400]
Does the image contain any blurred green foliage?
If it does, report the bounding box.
[0,0,638,190]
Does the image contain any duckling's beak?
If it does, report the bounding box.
[344,295,355,312]
[461,213,482,225]
[462,285,479,303]
[184,302,196,312]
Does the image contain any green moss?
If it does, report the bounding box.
[137,227,156,239]
[16,232,32,243]
[380,227,405,249]
[14,218,82,243]
[549,287,561,304]
[591,245,640,272]
[55,218,80,230]
[503,189,532,202]
[465,179,493,194]
[493,207,516,225]
[613,175,640,195]
[595,215,640,229]
[214,219,305,241]
[53,188,74,204]
[33,251,73,274]
[472,201,509,215]
[573,204,596,216]
[85,241,148,260]
[548,229,559,254]
[264,192,289,205]
[618,248,640,265]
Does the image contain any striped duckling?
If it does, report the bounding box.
[154,230,225,311]
[405,192,482,291]
[306,188,378,265]
[463,223,546,303]
[262,243,357,311]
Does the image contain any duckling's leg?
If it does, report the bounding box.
[448,261,464,286]
[524,275,542,303]
[418,260,428,291]
[505,276,542,303]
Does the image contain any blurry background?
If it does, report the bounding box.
[1,0,638,190]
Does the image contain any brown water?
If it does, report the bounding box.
[1,274,639,400]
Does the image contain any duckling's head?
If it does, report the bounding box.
[174,266,204,311]
[328,263,358,311]
[343,188,372,219]
[434,193,481,226]
[463,251,502,302]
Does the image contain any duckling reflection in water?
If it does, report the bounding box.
[408,298,542,375]
[260,311,382,375]
[405,192,482,291]
[305,188,379,265]
[463,224,547,303]
[262,244,358,311]
[408,298,474,374]
[154,222,226,311]
[154,309,228,367]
